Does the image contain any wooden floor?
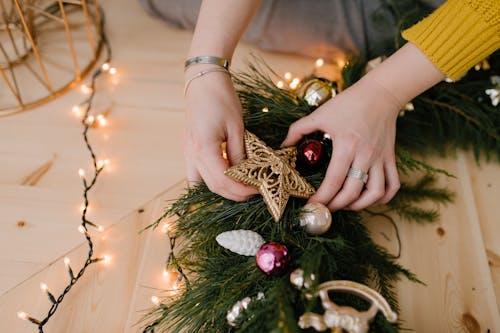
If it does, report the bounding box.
[0,0,498,332]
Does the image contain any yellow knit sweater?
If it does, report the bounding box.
[402,0,500,80]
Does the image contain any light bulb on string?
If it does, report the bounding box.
[80,84,92,95]
[78,225,89,235]
[262,107,269,113]
[63,256,75,280]
[78,168,85,178]
[276,80,284,89]
[96,114,107,127]
[315,58,324,67]
[97,159,110,170]
[109,67,117,75]
[40,282,56,304]
[161,223,169,234]
[85,115,95,126]
[284,72,292,81]
[289,78,300,89]
[72,105,83,118]
[17,311,28,320]
[151,296,160,306]
[101,63,110,71]
[101,255,111,265]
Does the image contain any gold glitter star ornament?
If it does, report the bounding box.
[225,131,316,222]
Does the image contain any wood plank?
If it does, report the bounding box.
[0,183,182,332]
[367,155,499,332]
[465,152,500,307]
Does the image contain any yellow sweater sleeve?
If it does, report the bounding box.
[402,0,500,80]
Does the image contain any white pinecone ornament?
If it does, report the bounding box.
[216,230,265,256]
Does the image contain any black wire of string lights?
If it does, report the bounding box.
[142,222,190,333]
[16,4,115,332]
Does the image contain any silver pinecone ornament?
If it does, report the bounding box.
[216,230,265,256]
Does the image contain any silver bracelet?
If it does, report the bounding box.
[184,55,230,71]
[184,67,230,95]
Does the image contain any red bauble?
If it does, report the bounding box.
[256,242,290,276]
[297,139,324,167]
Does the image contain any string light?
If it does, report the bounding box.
[78,225,88,235]
[80,84,92,95]
[262,107,269,113]
[40,282,57,304]
[151,296,160,306]
[96,114,107,127]
[78,168,85,178]
[289,78,300,89]
[102,255,111,265]
[315,58,324,67]
[72,105,83,117]
[161,223,169,234]
[97,159,110,169]
[17,311,28,320]
[18,7,114,332]
[276,80,284,88]
[284,72,292,81]
[85,115,95,125]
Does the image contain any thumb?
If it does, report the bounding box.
[281,116,317,147]
[226,127,246,166]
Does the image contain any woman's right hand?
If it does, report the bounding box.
[183,65,258,201]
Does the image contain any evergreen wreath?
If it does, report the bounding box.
[142,1,500,330]
[140,48,499,332]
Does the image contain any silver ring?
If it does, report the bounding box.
[347,167,368,184]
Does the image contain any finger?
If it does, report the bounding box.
[308,141,355,205]
[226,125,246,166]
[347,161,385,210]
[376,158,400,205]
[326,157,371,212]
[197,141,257,201]
[281,115,318,147]
[185,161,202,188]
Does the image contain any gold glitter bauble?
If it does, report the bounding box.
[225,131,316,222]
[298,78,335,107]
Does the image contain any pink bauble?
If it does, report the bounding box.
[256,242,290,276]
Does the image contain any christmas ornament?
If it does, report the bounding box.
[485,88,500,106]
[226,296,251,327]
[256,242,291,276]
[225,131,316,222]
[216,230,265,256]
[297,139,325,168]
[298,280,397,333]
[299,202,332,235]
[297,78,335,107]
[290,268,316,289]
[226,293,265,327]
[399,102,415,117]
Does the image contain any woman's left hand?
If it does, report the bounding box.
[281,76,403,211]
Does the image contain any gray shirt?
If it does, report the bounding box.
[139,0,444,59]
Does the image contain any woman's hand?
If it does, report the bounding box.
[282,43,444,212]
[184,65,258,201]
[282,76,402,211]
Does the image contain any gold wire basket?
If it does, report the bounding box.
[0,0,105,116]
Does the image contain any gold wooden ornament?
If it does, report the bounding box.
[298,280,397,333]
[225,131,316,222]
